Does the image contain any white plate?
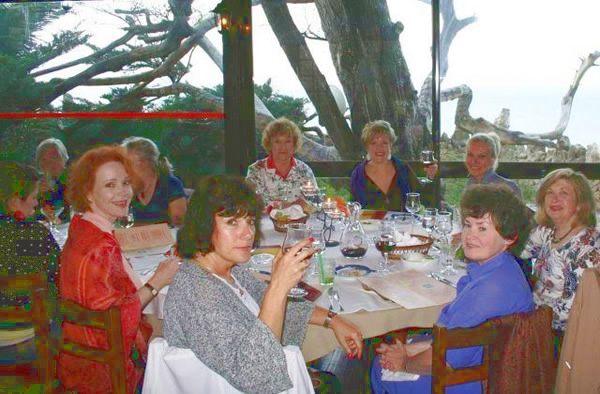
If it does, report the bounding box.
[400,253,435,266]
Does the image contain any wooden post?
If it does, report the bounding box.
[431,0,442,208]
[222,0,255,175]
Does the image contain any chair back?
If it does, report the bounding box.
[432,306,555,394]
[53,298,127,393]
[0,273,52,389]
[432,319,497,393]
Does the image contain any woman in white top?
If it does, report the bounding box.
[164,176,363,393]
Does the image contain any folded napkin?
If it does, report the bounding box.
[382,369,420,382]
[270,204,306,220]
[394,231,422,246]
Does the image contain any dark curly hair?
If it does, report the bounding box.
[460,183,533,256]
[177,176,263,259]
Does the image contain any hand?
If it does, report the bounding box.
[424,161,438,180]
[376,338,409,372]
[330,316,363,359]
[269,238,313,294]
[148,256,181,290]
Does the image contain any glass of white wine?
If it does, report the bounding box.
[421,150,435,184]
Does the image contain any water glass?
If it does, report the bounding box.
[422,208,437,236]
[435,211,457,275]
[405,193,421,233]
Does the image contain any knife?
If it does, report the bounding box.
[429,272,457,288]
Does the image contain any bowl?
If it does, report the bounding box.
[388,234,434,260]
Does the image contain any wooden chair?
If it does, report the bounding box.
[52,299,127,393]
[432,306,554,394]
[0,273,52,390]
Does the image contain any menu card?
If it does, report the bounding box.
[114,223,175,252]
[358,270,456,310]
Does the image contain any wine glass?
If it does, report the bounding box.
[309,228,326,277]
[421,150,435,184]
[422,208,437,236]
[116,206,135,229]
[282,223,312,298]
[375,220,396,275]
[41,203,64,231]
[405,193,421,233]
[435,211,457,275]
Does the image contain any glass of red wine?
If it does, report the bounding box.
[282,223,312,298]
[375,220,396,275]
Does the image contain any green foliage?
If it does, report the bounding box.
[205,79,309,125]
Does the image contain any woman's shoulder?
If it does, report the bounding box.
[248,158,268,171]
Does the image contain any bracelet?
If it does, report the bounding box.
[323,310,337,329]
[144,282,158,297]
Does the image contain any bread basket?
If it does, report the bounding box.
[270,214,309,233]
[388,234,433,260]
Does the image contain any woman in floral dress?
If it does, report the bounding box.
[246,117,317,212]
[522,168,599,337]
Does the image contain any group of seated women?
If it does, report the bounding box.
[1,118,598,393]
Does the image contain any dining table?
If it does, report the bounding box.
[51,210,465,362]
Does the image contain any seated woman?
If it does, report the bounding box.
[465,132,521,198]
[0,161,59,347]
[521,168,598,337]
[350,120,437,211]
[122,136,187,227]
[163,176,363,393]
[58,146,180,393]
[35,137,70,222]
[371,184,534,394]
[246,117,318,211]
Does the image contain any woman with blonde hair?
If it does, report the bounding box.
[122,136,187,226]
[522,168,599,335]
[246,117,317,211]
[350,120,437,210]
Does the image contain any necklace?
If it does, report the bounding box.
[196,261,244,296]
[552,224,578,244]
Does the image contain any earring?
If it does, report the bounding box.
[366,153,371,161]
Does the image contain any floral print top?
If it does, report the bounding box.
[246,156,317,209]
[522,225,600,330]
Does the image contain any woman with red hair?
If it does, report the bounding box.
[58,145,180,393]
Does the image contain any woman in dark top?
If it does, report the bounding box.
[0,161,59,349]
[122,136,187,226]
[350,120,437,211]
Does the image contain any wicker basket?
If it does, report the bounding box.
[270,215,309,233]
[388,234,434,260]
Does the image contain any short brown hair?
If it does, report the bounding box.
[261,117,303,153]
[360,120,398,147]
[460,183,533,256]
[534,168,596,228]
[66,146,141,213]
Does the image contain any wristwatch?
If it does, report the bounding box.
[323,309,337,329]
[144,282,158,297]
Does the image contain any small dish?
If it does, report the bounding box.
[400,253,434,264]
[335,264,373,278]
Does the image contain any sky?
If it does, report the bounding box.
[31,0,600,147]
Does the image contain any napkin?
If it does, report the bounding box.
[394,231,422,246]
[382,369,420,382]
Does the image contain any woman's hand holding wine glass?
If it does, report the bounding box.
[280,223,314,298]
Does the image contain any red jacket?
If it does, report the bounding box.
[58,215,151,393]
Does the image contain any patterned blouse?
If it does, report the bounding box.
[246,156,317,209]
[522,225,600,330]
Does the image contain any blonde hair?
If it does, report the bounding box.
[361,120,398,147]
[467,132,501,171]
[261,117,303,153]
[121,136,173,175]
[534,168,596,228]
